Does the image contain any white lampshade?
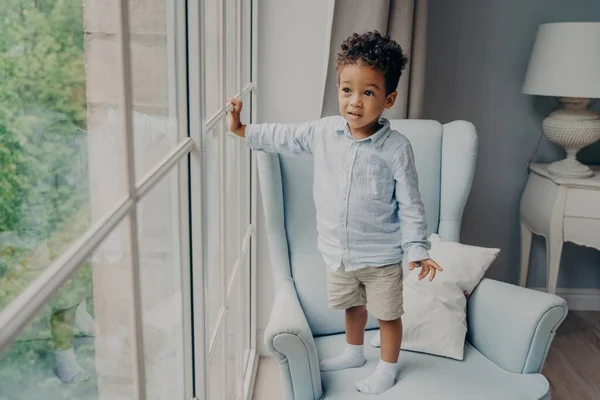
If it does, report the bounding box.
[523,22,600,98]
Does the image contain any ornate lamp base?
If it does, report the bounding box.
[543,98,600,179]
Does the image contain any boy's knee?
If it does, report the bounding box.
[346,305,367,316]
[378,316,402,325]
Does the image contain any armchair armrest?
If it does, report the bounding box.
[264,279,323,400]
[466,278,568,374]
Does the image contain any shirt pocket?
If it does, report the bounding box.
[367,159,391,201]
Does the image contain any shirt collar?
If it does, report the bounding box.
[336,117,392,150]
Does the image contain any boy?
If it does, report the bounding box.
[227,31,442,395]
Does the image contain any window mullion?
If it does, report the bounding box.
[116,0,147,399]
[235,1,244,395]
[249,0,259,360]
[187,0,209,397]
[217,0,228,399]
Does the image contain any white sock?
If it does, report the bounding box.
[319,343,366,372]
[55,348,90,383]
[354,359,398,394]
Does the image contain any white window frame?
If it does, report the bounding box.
[0,0,258,398]
[0,1,195,398]
[188,0,258,398]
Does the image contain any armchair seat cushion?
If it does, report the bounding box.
[316,331,549,400]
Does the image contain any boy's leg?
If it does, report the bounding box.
[51,306,90,383]
[379,317,402,363]
[355,263,403,394]
[345,305,368,345]
[51,307,77,351]
[320,268,368,372]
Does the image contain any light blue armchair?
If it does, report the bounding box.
[258,120,568,399]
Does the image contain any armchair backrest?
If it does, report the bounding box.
[257,120,477,337]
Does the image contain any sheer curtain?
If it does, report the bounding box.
[321,0,428,119]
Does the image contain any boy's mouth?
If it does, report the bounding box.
[347,111,362,118]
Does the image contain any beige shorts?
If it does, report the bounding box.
[327,262,404,321]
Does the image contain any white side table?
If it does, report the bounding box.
[519,163,600,294]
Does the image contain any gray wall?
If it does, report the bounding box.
[423,0,600,288]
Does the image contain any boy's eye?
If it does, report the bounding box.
[342,87,351,93]
[364,90,374,96]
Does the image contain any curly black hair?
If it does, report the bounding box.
[336,31,408,95]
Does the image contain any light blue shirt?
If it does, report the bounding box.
[245,115,430,271]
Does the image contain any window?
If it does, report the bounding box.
[0,0,257,399]
[193,0,257,398]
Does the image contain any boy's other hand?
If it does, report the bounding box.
[409,258,443,281]
[227,98,245,137]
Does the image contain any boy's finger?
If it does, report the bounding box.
[428,259,443,271]
[429,268,436,281]
[408,262,415,270]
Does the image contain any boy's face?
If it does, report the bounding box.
[337,63,398,135]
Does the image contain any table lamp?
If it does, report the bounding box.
[523,22,600,178]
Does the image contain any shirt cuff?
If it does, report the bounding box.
[244,124,260,149]
[406,245,430,263]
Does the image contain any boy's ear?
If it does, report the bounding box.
[384,91,398,109]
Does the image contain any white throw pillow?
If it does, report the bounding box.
[370,233,500,360]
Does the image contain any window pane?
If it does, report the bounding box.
[209,334,224,400]
[137,163,188,399]
[203,121,223,336]
[129,0,183,180]
[225,0,238,97]
[242,0,252,87]
[0,0,126,311]
[225,134,241,279]
[239,56,252,360]
[204,0,221,119]
[0,159,191,400]
[240,235,251,373]
[84,0,183,181]
[0,219,135,400]
[226,274,243,400]
[223,0,242,284]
